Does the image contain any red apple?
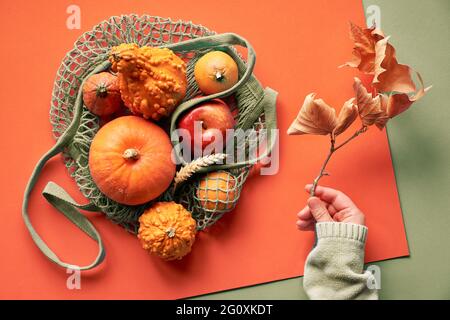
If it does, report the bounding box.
[178,98,235,151]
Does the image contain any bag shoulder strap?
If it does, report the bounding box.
[23,33,275,270]
[167,33,278,170]
[22,61,110,270]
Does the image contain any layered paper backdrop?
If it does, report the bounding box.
[0,0,408,299]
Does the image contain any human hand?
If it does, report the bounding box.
[296,185,365,231]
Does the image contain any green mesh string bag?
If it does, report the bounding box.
[22,14,278,270]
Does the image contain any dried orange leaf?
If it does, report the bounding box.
[343,22,422,96]
[373,36,416,93]
[341,22,384,73]
[353,77,388,127]
[375,94,390,129]
[287,93,337,135]
[333,98,358,136]
[378,72,431,124]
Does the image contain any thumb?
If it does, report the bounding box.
[307,197,333,222]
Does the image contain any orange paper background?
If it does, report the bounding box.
[0,0,408,299]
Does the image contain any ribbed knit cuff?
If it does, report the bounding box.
[315,222,368,244]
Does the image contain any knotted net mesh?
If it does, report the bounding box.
[50,15,268,233]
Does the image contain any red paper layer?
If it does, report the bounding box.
[0,0,408,299]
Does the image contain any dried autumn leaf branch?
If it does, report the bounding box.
[288,22,431,196]
[288,89,367,195]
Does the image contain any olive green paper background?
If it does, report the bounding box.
[195,0,450,300]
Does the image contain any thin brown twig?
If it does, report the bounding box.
[310,126,367,196]
[334,126,367,151]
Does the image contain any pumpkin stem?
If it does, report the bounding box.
[96,85,108,98]
[123,148,140,160]
[166,227,176,238]
[215,71,225,82]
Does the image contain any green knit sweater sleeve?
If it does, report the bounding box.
[303,222,379,300]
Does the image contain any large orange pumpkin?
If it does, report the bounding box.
[89,116,175,205]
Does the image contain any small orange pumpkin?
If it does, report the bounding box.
[197,171,237,211]
[110,44,187,121]
[89,116,175,205]
[82,72,122,116]
[194,51,239,95]
[138,202,196,261]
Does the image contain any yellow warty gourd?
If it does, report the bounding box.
[138,202,196,261]
[110,43,187,121]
